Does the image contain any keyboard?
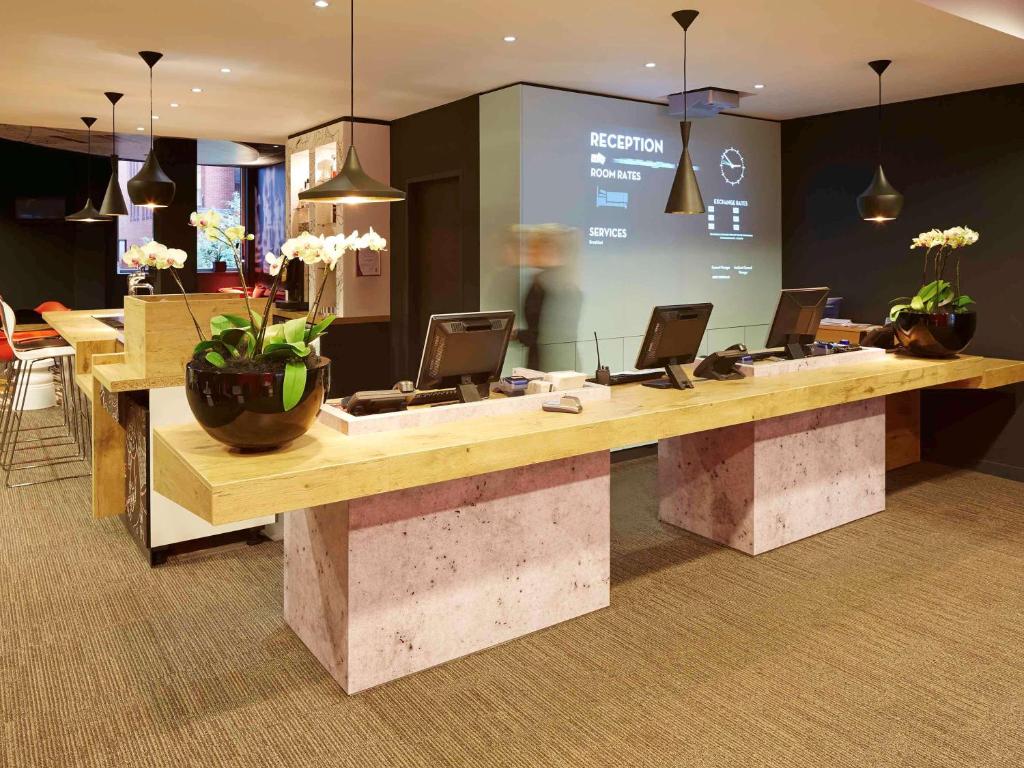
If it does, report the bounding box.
[407,388,458,407]
[587,370,665,386]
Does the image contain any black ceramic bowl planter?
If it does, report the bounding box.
[894,310,977,358]
[185,356,330,451]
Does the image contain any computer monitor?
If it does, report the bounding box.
[415,310,516,402]
[634,303,714,390]
[765,287,830,359]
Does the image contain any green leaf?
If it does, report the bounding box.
[282,360,307,412]
[954,294,975,308]
[283,316,307,344]
[889,304,910,321]
[193,340,225,356]
[205,351,227,368]
[249,310,264,330]
[262,323,285,349]
[306,314,335,343]
[210,313,251,337]
[220,328,256,358]
[910,296,925,311]
[260,341,310,360]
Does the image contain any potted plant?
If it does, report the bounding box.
[125,216,385,450]
[889,226,979,358]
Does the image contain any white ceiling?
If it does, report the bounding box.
[0,0,1021,145]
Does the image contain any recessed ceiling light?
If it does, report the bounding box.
[191,87,203,93]
[136,126,144,131]
[220,67,231,73]
[152,115,159,120]
[754,83,765,89]
[170,102,179,108]
[503,35,516,43]
[645,62,657,68]
[314,0,328,6]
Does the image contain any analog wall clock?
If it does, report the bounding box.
[720,147,745,186]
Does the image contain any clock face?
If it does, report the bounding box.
[720,147,745,186]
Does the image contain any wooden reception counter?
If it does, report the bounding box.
[155,353,1024,524]
[150,351,1024,691]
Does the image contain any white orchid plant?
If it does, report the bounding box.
[890,226,979,321]
[125,214,387,411]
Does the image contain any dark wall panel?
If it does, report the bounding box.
[390,96,480,380]
[0,137,114,311]
[781,83,1024,479]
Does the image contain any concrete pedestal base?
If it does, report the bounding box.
[284,451,610,693]
[659,398,885,555]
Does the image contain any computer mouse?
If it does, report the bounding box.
[726,343,748,353]
[393,380,415,394]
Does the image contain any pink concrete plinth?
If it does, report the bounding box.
[284,451,610,693]
[659,398,885,555]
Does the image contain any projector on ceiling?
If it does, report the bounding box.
[667,88,742,119]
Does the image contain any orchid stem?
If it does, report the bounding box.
[169,268,206,342]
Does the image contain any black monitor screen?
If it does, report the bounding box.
[416,311,515,393]
[765,288,829,348]
[635,303,714,370]
[15,197,66,220]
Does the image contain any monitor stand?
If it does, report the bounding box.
[642,362,694,390]
[783,335,807,360]
[457,378,484,403]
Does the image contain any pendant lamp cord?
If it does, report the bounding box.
[111,101,116,157]
[876,72,882,163]
[86,124,92,194]
[350,0,355,148]
[683,27,688,124]
[149,65,154,151]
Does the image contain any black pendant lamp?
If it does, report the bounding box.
[66,117,107,223]
[665,9,705,215]
[857,59,903,222]
[298,0,404,205]
[127,51,176,209]
[100,91,128,217]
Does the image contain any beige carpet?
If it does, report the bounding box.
[2,455,1023,768]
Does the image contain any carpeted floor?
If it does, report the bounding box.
[2,453,1023,767]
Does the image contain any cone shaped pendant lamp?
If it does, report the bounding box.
[66,117,108,222]
[100,91,128,217]
[665,9,705,215]
[127,51,175,209]
[857,59,903,222]
[299,0,404,205]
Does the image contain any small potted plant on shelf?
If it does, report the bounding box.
[126,213,386,451]
[889,226,980,358]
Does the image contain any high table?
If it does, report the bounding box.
[153,353,1024,692]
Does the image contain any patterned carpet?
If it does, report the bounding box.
[2,455,1023,767]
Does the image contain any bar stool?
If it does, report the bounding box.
[0,298,89,488]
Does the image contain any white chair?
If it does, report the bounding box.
[0,298,90,488]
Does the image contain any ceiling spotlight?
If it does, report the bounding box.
[314,0,329,6]
[754,83,765,89]
[191,87,203,93]
[645,62,657,68]
[152,115,160,120]
[136,126,145,131]
[503,35,516,42]
[170,102,179,108]
[220,67,231,73]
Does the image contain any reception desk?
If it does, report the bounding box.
[45,300,275,564]
[153,352,1024,691]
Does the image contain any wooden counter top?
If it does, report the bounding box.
[154,353,1024,526]
[42,309,122,345]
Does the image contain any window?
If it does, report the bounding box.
[116,159,155,274]
[196,165,243,272]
